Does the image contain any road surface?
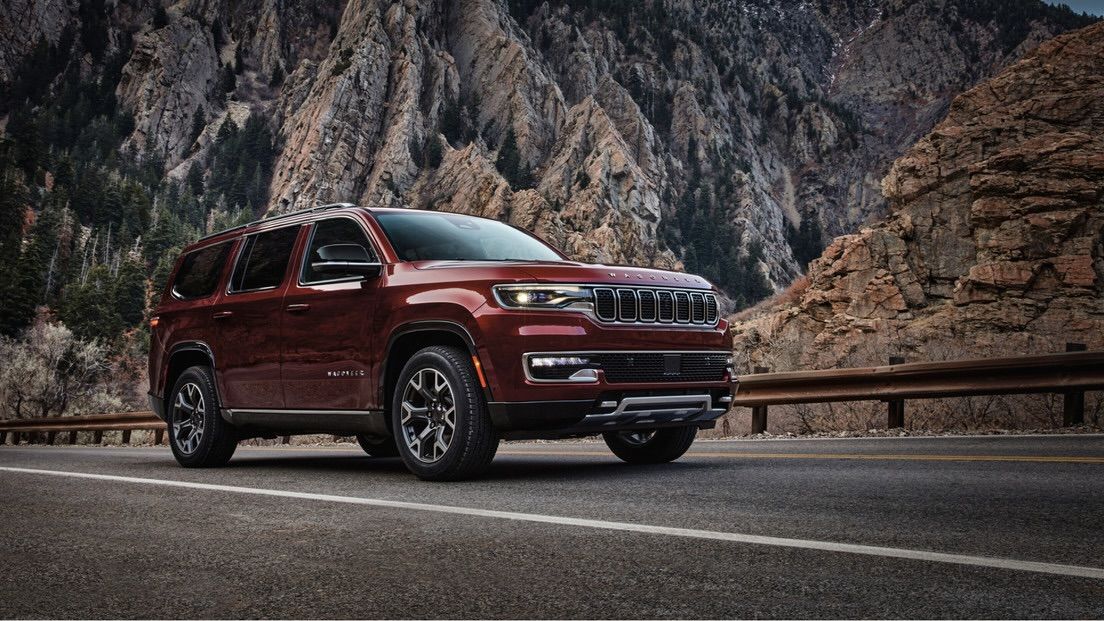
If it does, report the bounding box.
[1,435,1102,618]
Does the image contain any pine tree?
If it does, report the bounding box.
[114,258,147,327]
[190,107,206,143]
[186,162,205,196]
[153,4,169,28]
[496,128,531,190]
[269,64,285,87]
[440,98,462,145]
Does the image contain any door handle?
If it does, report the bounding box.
[212,311,234,320]
[285,303,311,313]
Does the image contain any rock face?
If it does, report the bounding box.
[0,0,1094,303]
[732,22,1104,369]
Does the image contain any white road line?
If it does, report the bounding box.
[2,465,1102,580]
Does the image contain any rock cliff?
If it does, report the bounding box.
[0,0,1094,306]
[731,21,1104,369]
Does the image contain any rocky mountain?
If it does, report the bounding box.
[0,0,1096,312]
[731,21,1104,371]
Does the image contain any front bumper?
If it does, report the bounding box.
[488,388,732,439]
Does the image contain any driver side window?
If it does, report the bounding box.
[300,218,377,284]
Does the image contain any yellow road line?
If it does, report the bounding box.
[498,450,1104,464]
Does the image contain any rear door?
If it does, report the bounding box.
[212,224,304,409]
[281,216,382,410]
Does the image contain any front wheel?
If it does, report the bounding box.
[603,426,697,464]
[391,345,499,481]
[168,366,238,467]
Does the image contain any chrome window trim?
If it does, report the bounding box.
[226,223,303,295]
[170,240,234,301]
[297,214,383,287]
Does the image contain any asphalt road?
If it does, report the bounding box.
[1,435,1103,618]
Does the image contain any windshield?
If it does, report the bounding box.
[374,211,565,262]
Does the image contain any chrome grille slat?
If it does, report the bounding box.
[591,287,718,327]
[594,288,616,321]
[705,295,718,324]
[674,291,691,323]
[617,289,638,321]
[657,290,674,322]
[638,290,657,321]
[690,292,705,323]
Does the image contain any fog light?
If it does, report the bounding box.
[526,355,596,382]
[530,356,589,367]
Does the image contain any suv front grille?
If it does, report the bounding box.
[591,352,730,383]
[593,287,719,326]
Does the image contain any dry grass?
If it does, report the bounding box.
[731,275,809,323]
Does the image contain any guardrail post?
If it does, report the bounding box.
[281,436,291,445]
[0,431,6,445]
[887,356,906,428]
[154,429,164,445]
[121,430,131,445]
[750,366,769,434]
[46,431,56,445]
[1063,342,1087,426]
[93,430,103,445]
[68,431,77,445]
[10,432,19,445]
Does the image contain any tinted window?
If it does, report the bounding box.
[230,226,300,292]
[301,218,377,284]
[374,211,563,262]
[172,242,231,299]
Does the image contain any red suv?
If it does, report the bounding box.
[149,204,734,480]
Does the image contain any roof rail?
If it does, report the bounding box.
[196,202,360,242]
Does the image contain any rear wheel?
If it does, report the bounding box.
[391,345,499,481]
[355,434,399,457]
[168,366,237,467]
[603,426,697,464]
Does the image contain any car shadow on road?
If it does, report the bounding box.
[220,452,711,483]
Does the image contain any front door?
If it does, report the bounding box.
[212,224,304,409]
[281,216,381,410]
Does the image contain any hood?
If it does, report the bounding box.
[413,260,714,290]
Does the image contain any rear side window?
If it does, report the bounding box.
[229,225,301,293]
[172,242,231,300]
[300,218,377,284]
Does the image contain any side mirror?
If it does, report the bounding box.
[312,244,382,277]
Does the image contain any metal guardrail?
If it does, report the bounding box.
[1,346,1100,442]
[0,412,164,446]
[733,345,1103,434]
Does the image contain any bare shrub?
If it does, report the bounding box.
[731,275,809,323]
[0,321,122,419]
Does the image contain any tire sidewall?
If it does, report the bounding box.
[168,367,232,467]
[391,348,481,478]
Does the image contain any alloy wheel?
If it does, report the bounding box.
[172,382,206,455]
[399,368,456,463]
[617,430,656,446]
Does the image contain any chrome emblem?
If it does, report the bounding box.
[327,370,366,378]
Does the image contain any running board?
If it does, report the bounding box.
[221,408,389,437]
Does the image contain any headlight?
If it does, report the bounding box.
[492,284,593,310]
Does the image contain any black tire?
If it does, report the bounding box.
[167,366,238,468]
[391,345,499,481]
[603,426,698,464]
[355,434,399,457]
